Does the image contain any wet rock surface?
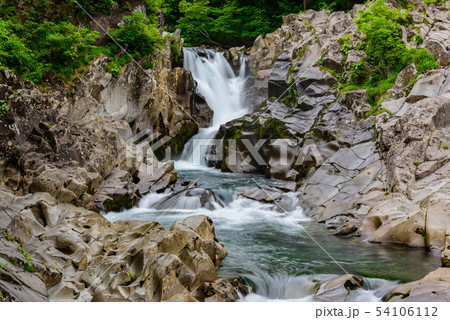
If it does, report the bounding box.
[314,274,364,302]
[384,268,450,302]
[217,2,450,256]
[1,1,450,303]
[0,189,238,302]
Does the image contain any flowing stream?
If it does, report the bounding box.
[177,48,249,169]
[106,48,440,301]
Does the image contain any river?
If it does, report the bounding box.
[105,48,440,302]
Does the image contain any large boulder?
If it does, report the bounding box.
[384,268,450,302]
[360,196,426,247]
[0,190,238,302]
[382,96,450,193]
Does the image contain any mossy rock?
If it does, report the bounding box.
[103,194,138,213]
[171,121,199,155]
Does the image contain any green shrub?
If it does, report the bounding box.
[0,19,36,78]
[0,100,9,115]
[110,12,162,58]
[356,0,411,83]
[170,43,182,66]
[0,1,165,84]
[0,17,99,83]
[106,54,131,77]
[342,0,438,105]
[18,244,35,272]
[423,0,447,4]
[411,34,423,45]
[145,0,166,19]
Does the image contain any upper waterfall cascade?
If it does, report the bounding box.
[183,48,249,127]
[177,48,249,167]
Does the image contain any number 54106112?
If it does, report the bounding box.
[375,307,438,317]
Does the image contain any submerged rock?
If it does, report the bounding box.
[314,274,364,302]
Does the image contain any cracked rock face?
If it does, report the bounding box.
[226,2,450,259]
[0,189,238,302]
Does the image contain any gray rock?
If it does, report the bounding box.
[315,274,364,302]
[0,190,237,302]
[268,58,291,99]
[385,268,450,302]
[360,196,426,247]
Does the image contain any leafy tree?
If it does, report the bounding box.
[209,1,242,44]
[173,0,364,47]
[177,0,215,45]
[0,17,99,82]
[110,11,162,57]
[0,0,168,83]
[0,19,36,77]
[74,0,119,15]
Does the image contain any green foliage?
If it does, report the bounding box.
[170,43,183,66]
[341,0,438,105]
[0,0,166,84]
[411,34,423,45]
[176,0,242,46]
[145,0,167,18]
[106,60,122,78]
[18,245,35,272]
[281,75,298,107]
[74,0,119,15]
[106,54,131,77]
[443,144,449,150]
[110,12,162,57]
[0,15,99,83]
[0,100,9,115]
[414,161,421,167]
[423,0,447,4]
[172,0,363,47]
[355,0,410,83]
[317,0,338,11]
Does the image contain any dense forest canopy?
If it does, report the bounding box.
[0,0,364,83]
[0,0,164,83]
[168,0,364,47]
[0,0,440,85]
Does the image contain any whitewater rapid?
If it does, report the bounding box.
[104,175,401,302]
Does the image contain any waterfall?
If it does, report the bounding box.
[176,48,249,168]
